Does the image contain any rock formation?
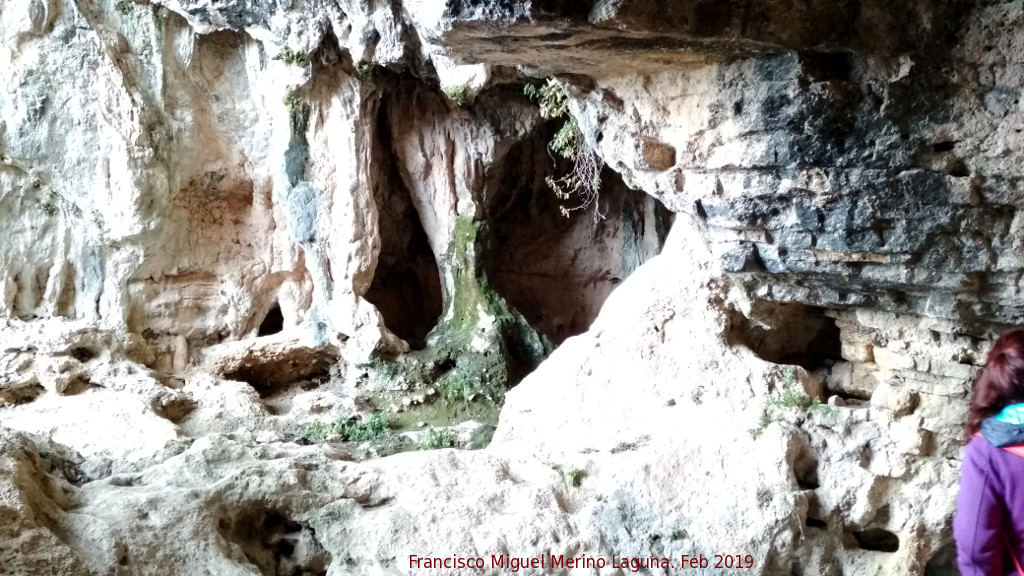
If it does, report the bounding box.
[0,0,1016,574]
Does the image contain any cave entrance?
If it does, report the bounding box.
[484,121,674,344]
[364,103,443,350]
[257,303,284,336]
[727,301,843,371]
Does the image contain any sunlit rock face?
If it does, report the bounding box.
[0,0,1017,575]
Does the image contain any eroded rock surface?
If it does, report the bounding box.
[0,0,1016,575]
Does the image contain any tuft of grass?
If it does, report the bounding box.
[566,468,584,487]
[299,413,391,443]
[419,427,456,450]
[442,85,470,106]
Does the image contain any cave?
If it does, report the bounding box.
[727,301,843,371]
[484,121,674,344]
[364,103,444,349]
[257,303,284,336]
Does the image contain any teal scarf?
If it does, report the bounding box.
[995,403,1024,425]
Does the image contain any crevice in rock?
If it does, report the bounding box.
[257,303,285,337]
[793,447,820,490]
[68,347,97,363]
[850,528,900,553]
[727,301,842,371]
[365,98,443,350]
[484,120,673,344]
[216,504,331,576]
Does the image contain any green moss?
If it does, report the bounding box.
[364,216,550,438]
[367,387,501,432]
[283,89,311,187]
[283,89,311,121]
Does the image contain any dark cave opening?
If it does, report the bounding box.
[851,528,900,553]
[257,303,284,337]
[364,103,443,350]
[216,504,331,576]
[484,121,674,344]
[727,301,843,371]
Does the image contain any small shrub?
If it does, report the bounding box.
[300,420,331,443]
[344,413,390,441]
[355,60,375,76]
[419,427,455,450]
[566,468,584,487]
[523,78,603,219]
[749,368,832,439]
[299,413,391,443]
[440,370,473,403]
[442,85,470,106]
[276,46,310,67]
[115,0,133,15]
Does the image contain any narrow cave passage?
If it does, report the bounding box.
[484,122,674,344]
[364,104,443,350]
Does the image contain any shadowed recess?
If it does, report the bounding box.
[365,101,443,350]
[484,120,673,344]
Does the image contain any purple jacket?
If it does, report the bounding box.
[955,420,1024,576]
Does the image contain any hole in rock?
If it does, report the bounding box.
[800,51,853,82]
[727,301,842,371]
[364,103,443,350]
[0,382,46,406]
[932,141,956,152]
[68,347,97,363]
[792,441,820,490]
[947,159,970,178]
[484,120,674,344]
[257,303,285,337]
[216,504,331,576]
[852,528,900,553]
[219,345,338,394]
[924,542,959,576]
[805,518,828,529]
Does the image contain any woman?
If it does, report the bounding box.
[955,329,1024,575]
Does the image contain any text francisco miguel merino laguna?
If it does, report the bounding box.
[409,553,755,571]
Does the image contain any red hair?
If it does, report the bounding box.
[967,330,1024,437]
